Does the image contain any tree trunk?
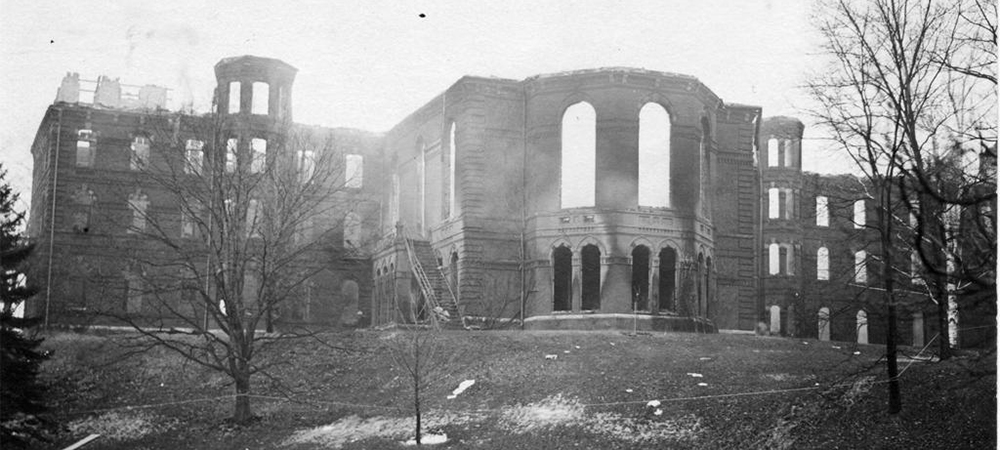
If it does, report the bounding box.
[414,361,421,445]
[233,362,253,424]
[881,187,901,415]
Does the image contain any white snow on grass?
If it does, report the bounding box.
[647,400,661,407]
[285,411,476,449]
[447,379,475,399]
[687,373,704,378]
[67,411,174,441]
[402,432,448,446]
[500,394,585,433]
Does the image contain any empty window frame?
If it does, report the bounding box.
[638,103,671,207]
[185,139,204,175]
[767,138,779,167]
[854,199,866,229]
[631,246,651,311]
[658,247,677,311]
[127,190,149,233]
[251,82,269,115]
[818,307,831,341]
[817,247,830,280]
[560,102,596,208]
[76,129,94,167]
[768,243,781,275]
[226,138,238,173]
[344,212,362,248]
[246,199,260,237]
[816,196,829,227]
[298,150,315,183]
[448,122,457,217]
[581,244,601,310]
[854,250,867,284]
[130,136,150,170]
[552,246,572,312]
[181,206,197,238]
[784,139,794,167]
[228,81,241,114]
[250,138,267,173]
[768,188,780,219]
[346,154,363,188]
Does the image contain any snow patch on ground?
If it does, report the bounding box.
[67,411,174,441]
[284,412,475,448]
[447,379,475,399]
[402,432,448,445]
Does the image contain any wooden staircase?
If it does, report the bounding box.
[403,236,464,328]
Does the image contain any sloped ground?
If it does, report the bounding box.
[36,330,995,449]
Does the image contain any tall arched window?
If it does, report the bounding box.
[581,244,601,310]
[767,138,779,167]
[631,246,650,310]
[561,102,596,208]
[854,199,866,229]
[817,247,830,280]
[768,243,781,275]
[552,246,572,312]
[854,250,867,283]
[768,188,780,219]
[856,310,869,344]
[448,122,458,218]
[658,247,676,311]
[638,103,670,207]
[252,82,269,115]
[816,196,829,227]
[818,307,831,341]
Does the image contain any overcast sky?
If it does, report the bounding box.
[0,0,853,215]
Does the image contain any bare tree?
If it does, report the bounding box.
[383,296,460,445]
[807,0,996,413]
[92,110,370,424]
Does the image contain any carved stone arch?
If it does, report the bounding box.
[636,93,677,123]
[628,236,654,251]
[549,237,573,251]
[655,238,682,256]
[575,235,607,255]
[560,91,599,118]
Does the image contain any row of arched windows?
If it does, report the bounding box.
[551,244,711,315]
[561,101,686,209]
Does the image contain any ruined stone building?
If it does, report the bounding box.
[25,56,993,346]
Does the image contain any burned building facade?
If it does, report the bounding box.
[24,56,991,345]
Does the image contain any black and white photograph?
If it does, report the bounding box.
[0,1,995,448]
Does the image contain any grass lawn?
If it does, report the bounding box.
[35,329,995,449]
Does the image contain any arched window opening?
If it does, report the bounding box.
[658,247,676,311]
[581,244,601,310]
[767,138,779,167]
[768,188,780,219]
[638,103,670,207]
[817,247,830,280]
[768,243,780,275]
[856,310,869,344]
[631,246,650,311]
[770,305,781,334]
[130,136,150,171]
[340,280,360,325]
[854,250,868,284]
[250,138,267,173]
[704,256,712,317]
[448,122,458,217]
[561,102,596,208]
[226,138,238,173]
[552,246,572,312]
[346,154,364,188]
[252,82,269,115]
[784,139,794,167]
[816,196,829,227]
[128,189,149,234]
[779,246,790,275]
[697,253,705,315]
[854,199,866,229]
[76,129,94,167]
[344,212,362,249]
[818,307,831,341]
